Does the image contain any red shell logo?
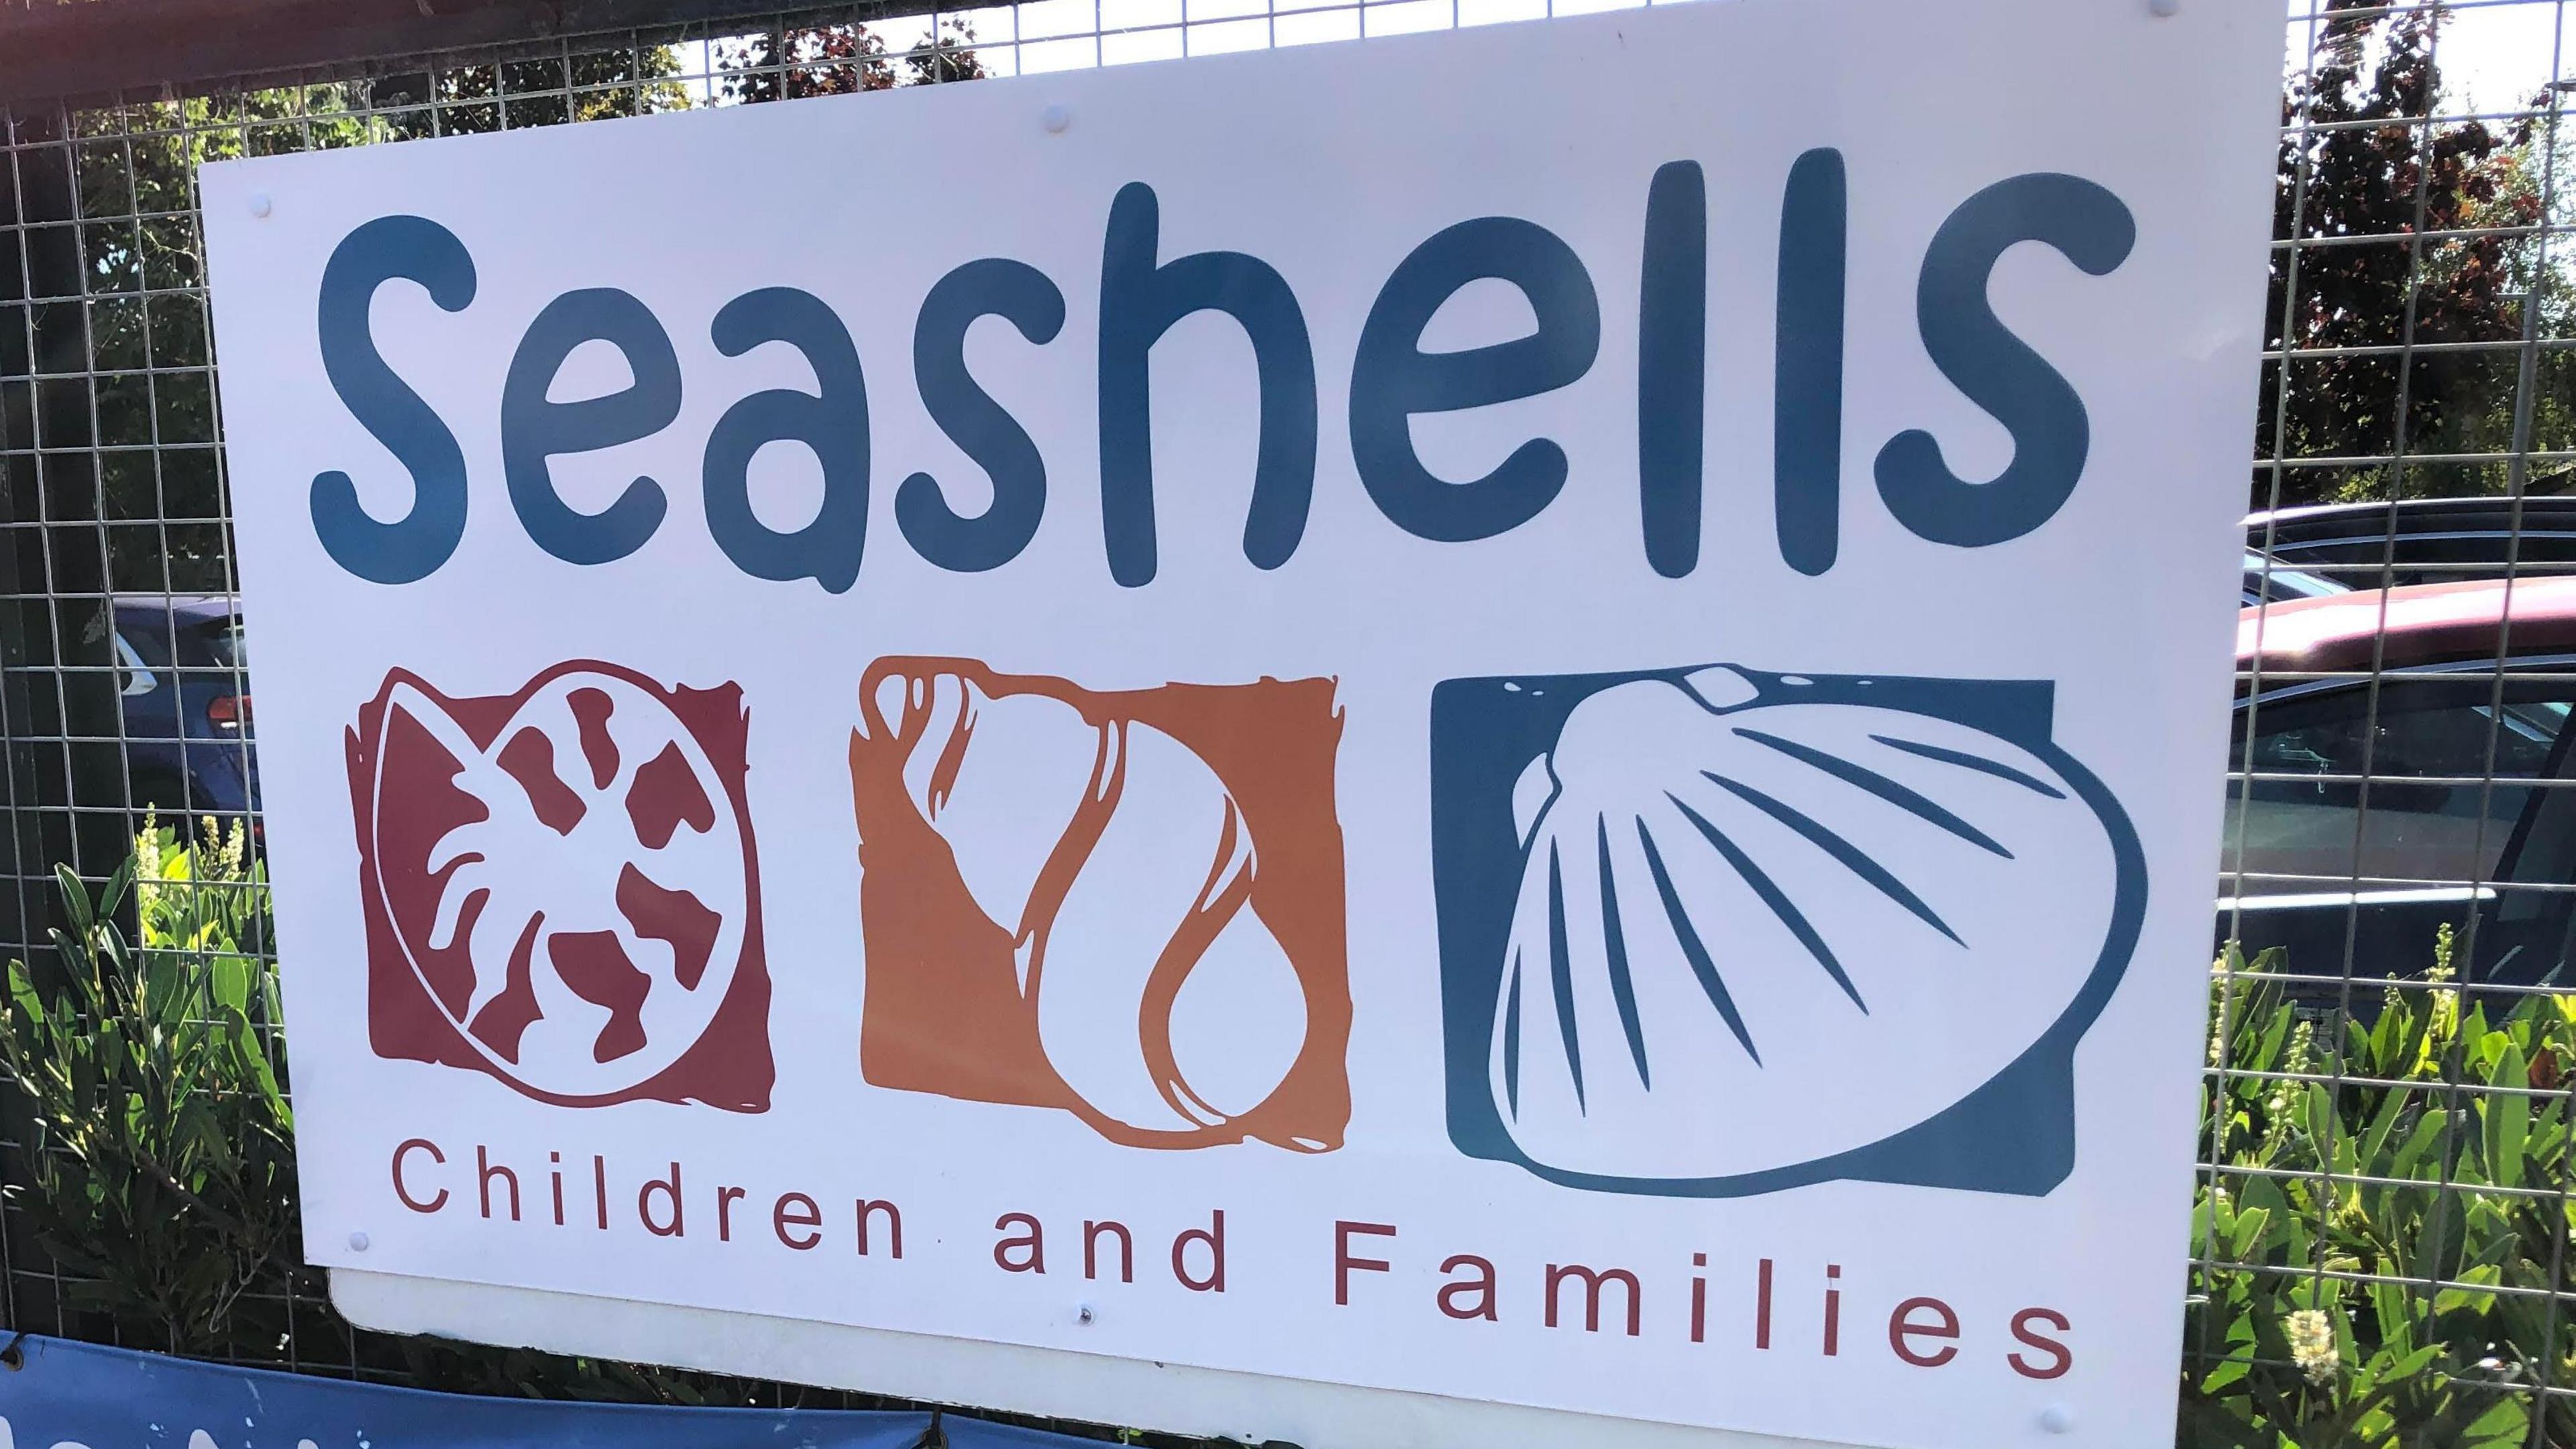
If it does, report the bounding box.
[347,663,771,1110]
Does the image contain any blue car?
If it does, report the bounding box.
[111,594,256,824]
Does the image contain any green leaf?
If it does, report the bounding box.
[2391,1110,2450,1181]
[2485,1042,2530,1187]
[2253,1003,2295,1073]
[53,864,93,936]
[2357,1082,2414,1175]
[2461,1392,2531,1449]
[2432,1261,2501,1316]
[2303,1079,2336,1155]
[7,957,44,1034]
[2369,994,2407,1073]
[210,953,250,1015]
[142,950,185,1030]
[2370,1277,2412,1342]
[2230,1205,2274,1260]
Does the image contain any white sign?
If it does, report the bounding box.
[201,1,2282,1443]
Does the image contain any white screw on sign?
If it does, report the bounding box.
[248,193,273,219]
[2039,1403,2076,1434]
[2149,0,2180,14]
[1042,103,1071,134]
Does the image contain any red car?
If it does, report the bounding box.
[2226,575,2576,992]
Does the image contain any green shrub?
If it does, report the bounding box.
[0,818,297,1352]
[0,820,807,1403]
[2184,929,2576,1447]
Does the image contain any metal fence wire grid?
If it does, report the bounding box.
[11,0,2576,1442]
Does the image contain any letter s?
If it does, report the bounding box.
[899,258,1064,573]
[2008,1306,2073,1380]
[311,216,476,584]
[1874,174,2135,548]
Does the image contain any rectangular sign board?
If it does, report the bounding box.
[201,1,2282,1443]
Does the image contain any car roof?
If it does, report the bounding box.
[2240,575,2576,673]
[110,593,239,627]
[2245,496,2576,535]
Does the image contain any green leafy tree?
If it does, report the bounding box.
[2259,0,2556,508]
[716,17,986,101]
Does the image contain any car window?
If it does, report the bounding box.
[180,616,247,671]
[2263,531,2576,586]
[2243,551,2349,604]
[2222,673,2576,894]
[115,619,173,669]
[113,635,158,698]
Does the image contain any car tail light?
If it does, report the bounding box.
[208,694,250,729]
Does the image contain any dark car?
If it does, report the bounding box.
[2225,575,2576,994]
[107,594,256,822]
[2243,496,2576,592]
[2241,548,2350,608]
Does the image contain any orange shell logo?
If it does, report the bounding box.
[849,658,1350,1152]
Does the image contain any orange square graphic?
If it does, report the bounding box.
[849,659,1349,1152]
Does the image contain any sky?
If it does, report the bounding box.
[2290,0,2569,113]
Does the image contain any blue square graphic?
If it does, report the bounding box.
[1430,663,2146,1199]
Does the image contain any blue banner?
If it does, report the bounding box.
[0,1336,1108,1449]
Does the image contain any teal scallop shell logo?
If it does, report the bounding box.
[1431,663,2146,1198]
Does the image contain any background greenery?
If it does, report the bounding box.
[0,821,1220,1428]
[2265,0,2576,508]
[2187,934,2576,1448]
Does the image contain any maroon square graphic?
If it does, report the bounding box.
[346,662,771,1110]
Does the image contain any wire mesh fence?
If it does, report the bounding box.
[7,0,2576,1441]
[2212,3,2576,1442]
